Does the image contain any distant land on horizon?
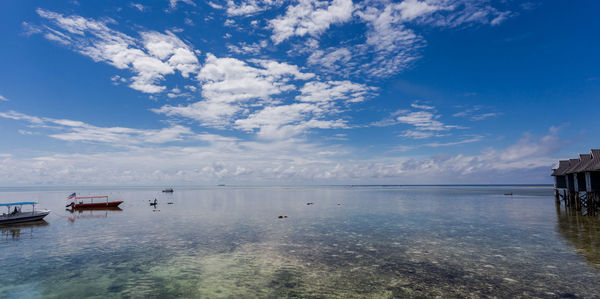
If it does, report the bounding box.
[0,184,554,190]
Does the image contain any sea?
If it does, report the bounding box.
[1,185,599,298]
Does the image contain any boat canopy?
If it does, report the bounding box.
[74,196,108,199]
[0,202,37,206]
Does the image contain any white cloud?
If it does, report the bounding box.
[298,0,514,78]
[0,110,197,146]
[490,11,511,26]
[453,106,499,121]
[400,129,444,139]
[0,110,44,124]
[269,0,354,44]
[229,79,374,139]
[184,18,195,26]
[153,54,372,138]
[154,54,315,127]
[287,38,320,56]
[50,124,194,144]
[7,2,534,186]
[0,128,561,185]
[110,75,128,86]
[208,1,224,9]
[419,0,512,28]
[354,3,428,77]
[395,0,448,21]
[169,0,196,9]
[224,19,237,27]
[423,135,483,147]
[307,47,353,73]
[0,95,8,101]
[184,85,197,92]
[288,0,431,78]
[141,31,200,78]
[373,102,462,139]
[296,80,376,104]
[410,102,434,110]
[22,21,43,36]
[396,111,451,131]
[34,9,200,93]
[166,87,191,98]
[235,103,346,139]
[499,127,561,162]
[18,130,38,135]
[471,112,498,121]
[154,101,239,128]
[224,0,283,16]
[227,40,268,55]
[130,3,147,11]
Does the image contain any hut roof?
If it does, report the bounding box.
[586,149,600,171]
[551,149,600,175]
[552,160,571,176]
[564,158,582,174]
[567,154,593,174]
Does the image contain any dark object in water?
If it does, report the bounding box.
[504,193,513,196]
[162,188,174,193]
[67,201,123,209]
[150,198,158,206]
[277,215,288,219]
[167,202,174,205]
[306,202,314,205]
[67,195,122,209]
[337,203,341,206]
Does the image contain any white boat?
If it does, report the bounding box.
[0,202,50,224]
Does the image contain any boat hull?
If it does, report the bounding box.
[72,201,123,209]
[0,211,50,224]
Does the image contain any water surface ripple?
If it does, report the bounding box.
[0,186,599,298]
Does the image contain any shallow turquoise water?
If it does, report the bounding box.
[0,186,599,298]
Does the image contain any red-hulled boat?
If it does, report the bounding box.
[66,194,123,209]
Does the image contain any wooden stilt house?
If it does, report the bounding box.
[568,154,592,192]
[553,149,600,214]
[552,160,570,189]
[565,159,581,192]
[585,149,600,192]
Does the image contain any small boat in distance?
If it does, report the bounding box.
[162,188,174,193]
[66,193,123,209]
[0,202,50,224]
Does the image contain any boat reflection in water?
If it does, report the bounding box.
[67,207,122,223]
[1,220,48,240]
[556,204,600,270]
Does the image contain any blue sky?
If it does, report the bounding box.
[0,0,598,186]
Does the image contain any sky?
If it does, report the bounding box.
[0,0,599,186]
